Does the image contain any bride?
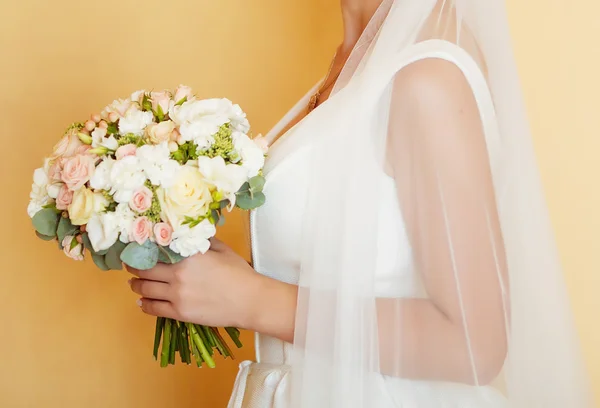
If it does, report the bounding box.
[127,0,594,406]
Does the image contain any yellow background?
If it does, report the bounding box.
[0,1,598,407]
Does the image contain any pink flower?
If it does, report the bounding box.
[145,121,175,144]
[151,91,172,114]
[102,99,132,119]
[48,158,66,183]
[61,154,96,191]
[91,113,102,123]
[129,186,153,213]
[75,145,95,157]
[253,135,269,154]
[62,235,84,261]
[56,184,74,210]
[115,144,137,160]
[174,85,193,104]
[153,223,173,246]
[130,216,152,245]
[84,120,96,131]
[51,130,84,160]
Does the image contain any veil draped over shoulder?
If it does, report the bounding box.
[289,1,594,406]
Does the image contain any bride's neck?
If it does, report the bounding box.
[340,0,383,53]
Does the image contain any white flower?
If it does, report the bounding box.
[109,156,147,203]
[229,103,250,133]
[232,131,265,178]
[136,142,180,188]
[198,156,247,207]
[118,107,154,136]
[155,164,212,228]
[130,90,145,104]
[90,157,115,191]
[87,212,120,252]
[170,98,239,148]
[113,203,136,244]
[91,127,118,151]
[169,220,216,257]
[27,160,52,218]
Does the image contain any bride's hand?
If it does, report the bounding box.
[127,239,261,329]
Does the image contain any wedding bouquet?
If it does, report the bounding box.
[27,85,268,368]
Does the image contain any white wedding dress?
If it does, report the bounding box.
[227,40,510,408]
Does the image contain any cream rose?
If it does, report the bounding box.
[174,85,193,104]
[61,154,96,191]
[156,165,212,227]
[51,130,84,160]
[145,121,176,144]
[115,144,137,160]
[68,186,108,225]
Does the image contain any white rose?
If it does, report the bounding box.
[28,161,52,218]
[198,156,247,207]
[232,131,265,178]
[87,213,120,252]
[113,203,136,244]
[155,164,212,228]
[130,90,145,104]
[169,220,216,257]
[101,98,133,119]
[90,157,115,191]
[109,156,147,203]
[136,142,180,188]
[145,120,176,145]
[118,107,154,136]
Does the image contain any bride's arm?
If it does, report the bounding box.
[247,58,508,386]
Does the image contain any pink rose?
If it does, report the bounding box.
[153,222,173,246]
[48,158,66,183]
[151,91,172,114]
[174,85,193,104]
[145,121,176,144]
[130,216,152,245]
[75,145,95,157]
[51,130,84,160]
[129,186,153,213]
[62,235,84,261]
[116,144,137,160]
[84,120,96,131]
[61,154,96,191]
[56,184,74,210]
[102,99,132,119]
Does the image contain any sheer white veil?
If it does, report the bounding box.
[288,0,594,406]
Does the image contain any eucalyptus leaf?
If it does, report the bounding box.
[35,231,55,241]
[105,241,127,270]
[210,209,220,226]
[236,182,250,195]
[249,176,266,193]
[81,232,94,254]
[92,253,110,271]
[32,208,60,237]
[120,241,159,270]
[158,246,185,264]
[217,214,226,227]
[219,200,229,210]
[235,192,266,210]
[57,217,78,243]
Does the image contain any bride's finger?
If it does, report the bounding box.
[138,298,177,319]
[129,278,171,301]
[127,262,173,282]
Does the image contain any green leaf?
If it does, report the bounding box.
[217,214,226,227]
[35,231,55,241]
[81,232,94,253]
[57,217,78,243]
[158,246,185,264]
[156,104,165,122]
[105,241,127,270]
[32,208,60,237]
[106,123,118,135]
[175,96,187,106]
[235,192,266,210]
[236,182,250,195]
[249,176,266,193]
[219,200,230,210]
[92,253,110,271]
[120,241,159,270]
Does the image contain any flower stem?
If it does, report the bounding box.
[168,321,177,365]
[225,327,243,348]
[160,319,172,367]
[188,324,216,368]
[153,317,165,360]
[211,327,234,359]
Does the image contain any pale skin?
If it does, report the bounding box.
[129,0,507,386]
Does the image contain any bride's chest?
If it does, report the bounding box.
[250,141,426,298]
